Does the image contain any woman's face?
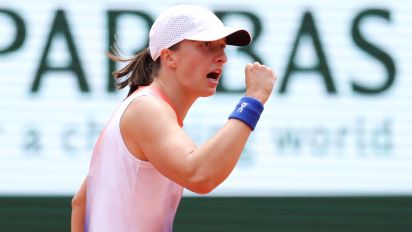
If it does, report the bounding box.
[172,38,227,97]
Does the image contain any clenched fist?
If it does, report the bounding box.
[245,62,276,104]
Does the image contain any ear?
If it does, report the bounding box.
[159,49,177,69]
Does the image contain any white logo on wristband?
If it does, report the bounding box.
[237,102,248,113]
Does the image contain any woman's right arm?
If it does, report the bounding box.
[71,177,87,232]
[122,62,276,194]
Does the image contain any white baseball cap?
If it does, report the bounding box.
[148,4,252,61]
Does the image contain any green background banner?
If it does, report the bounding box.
[1,196,411,232]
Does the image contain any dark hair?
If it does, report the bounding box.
[108,43,180,97]
[107,48,160,97]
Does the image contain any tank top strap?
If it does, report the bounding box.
[129,86,183,127]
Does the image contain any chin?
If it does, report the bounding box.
[201,88,217,97]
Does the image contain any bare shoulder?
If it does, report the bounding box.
[123,95,178,129]
[120,95,181,160]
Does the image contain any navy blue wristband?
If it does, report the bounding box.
[228,96,264,131]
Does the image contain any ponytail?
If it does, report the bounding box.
[107,48,161,97]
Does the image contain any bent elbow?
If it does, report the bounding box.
[186,176,217,194]
[188,185,214,194]
[180,164,220,194]
[190,185,214,194]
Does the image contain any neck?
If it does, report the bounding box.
[150,79,197,122]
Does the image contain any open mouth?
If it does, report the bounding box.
[207,71,221,80]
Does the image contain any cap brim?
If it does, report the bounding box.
[185,26,252,46]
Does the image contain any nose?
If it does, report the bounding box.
[216,49,227,64]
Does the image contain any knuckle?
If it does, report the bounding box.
[246,63,253,70]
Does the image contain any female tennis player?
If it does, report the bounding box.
[71,4,276,232]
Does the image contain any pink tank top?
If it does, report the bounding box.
[85,86,183,232]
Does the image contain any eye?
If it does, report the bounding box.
[202,42,211,48]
